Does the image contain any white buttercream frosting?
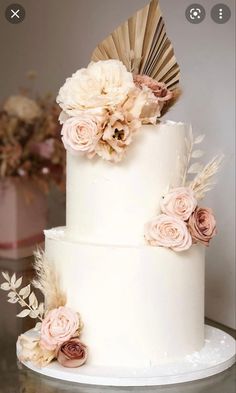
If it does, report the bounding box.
[66,122,190,245]
[44,121,206,368]
[45,228,205,367]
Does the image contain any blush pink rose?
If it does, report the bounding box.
[160,187,197,221]
[144,214,192,252]
[188,207,217,246]
[61,114,102,155]
[40,307,80,351]
[57,338,88,368]
[133,75,173,102]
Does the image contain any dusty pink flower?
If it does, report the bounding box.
[134,75,173,101]
[40,307,80,351]
[188,207,217,246]
[144,214,192,252]
[133,75,173,123]
[61,114,102,155]
[30,139,55,159]
[57,338,88,368]
[160,187,197,221]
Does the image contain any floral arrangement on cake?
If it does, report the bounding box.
[145,131,223,251]
[0,250,88,368]
[57,60,178,163]
[57,0,180,163]
[0,74,65,192]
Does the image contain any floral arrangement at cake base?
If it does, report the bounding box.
[0,73,66,259]
[0,250,88,368]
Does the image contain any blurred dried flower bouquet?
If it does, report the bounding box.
[0,72,65,192]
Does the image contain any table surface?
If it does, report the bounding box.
[0,256,235,393]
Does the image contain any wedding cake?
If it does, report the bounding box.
[45,120,206,368]
[1,0,230,385]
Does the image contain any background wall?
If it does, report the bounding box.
[0,0,235,328]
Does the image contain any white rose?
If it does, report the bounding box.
[56,60,135,116]
[61,114,102,155]
[3,95,41,123]
[160,187,197,221]
[144,214,192,252]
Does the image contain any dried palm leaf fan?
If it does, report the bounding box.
[91,0,180,97]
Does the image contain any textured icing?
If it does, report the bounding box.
[45,228,205,367]
[66,122,189,245]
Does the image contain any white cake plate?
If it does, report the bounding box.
[18,325,235,387]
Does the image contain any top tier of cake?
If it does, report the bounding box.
[66,121,189,245]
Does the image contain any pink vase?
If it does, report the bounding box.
[0,178,47,259]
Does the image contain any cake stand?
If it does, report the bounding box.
[17,325,235,387]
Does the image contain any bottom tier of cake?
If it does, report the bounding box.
[45,227,205,368]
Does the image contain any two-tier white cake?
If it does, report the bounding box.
[45,122,205,368]
[8,1,234,386]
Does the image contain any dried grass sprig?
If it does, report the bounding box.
[32,249,66,311]
[180,125,194,186]
[189,155,224,200]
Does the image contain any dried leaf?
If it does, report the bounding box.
[34,322,42,331]
[194,134,205,144]
[29,292,38,309]
[2,272,10,282]
[29,309,40,318]
[192,150,204,158]
[19,300,26,307]
[15,277,23,289]
[7,291,16,298]
[17,309,31,318]
[11,273,16,286]
[0,283,11,291]
[19,284,31,299]
[8,298,18,304]
[187,162,203,174]
[91,0,180,91]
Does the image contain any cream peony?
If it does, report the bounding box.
[61,114,102,155]
[188,207,217,246]
[17,333,55,367]
[121,87,149,119]
[160,187,197,221]
[40,307,80,351]
[3,95,41,123]
[57,60,135,116]
[144,214,192,252]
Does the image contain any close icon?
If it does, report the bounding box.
[185,4,206,24]
[5,3,25,24]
